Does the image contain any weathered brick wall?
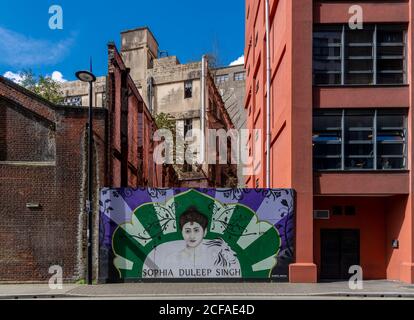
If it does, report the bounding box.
[0,100,55,162]
[0,79,108,282]
[0,165,58,281]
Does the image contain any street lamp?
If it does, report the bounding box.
[76,70,96,285]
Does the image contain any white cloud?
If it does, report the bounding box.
[3,71,23,84]
[3,70,67,84]
[229,55,244,66]
[0,27,75,67]
[51,71,66,83]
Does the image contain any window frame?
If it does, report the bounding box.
[184,80,193,99]
[215,74,229,84]
[234,72,246,81]
[184,118,193,137]
[313,24,407,86]
[313,109,407,172]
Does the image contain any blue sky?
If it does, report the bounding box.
[0,0,245,81]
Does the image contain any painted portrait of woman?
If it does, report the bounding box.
[142,206,241,278]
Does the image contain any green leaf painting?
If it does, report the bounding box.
[111,189,282,279]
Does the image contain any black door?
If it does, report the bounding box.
[320,229,360,280]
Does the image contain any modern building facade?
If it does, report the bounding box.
[245,0,414,283]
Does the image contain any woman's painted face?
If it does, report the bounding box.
[182,221,206,248]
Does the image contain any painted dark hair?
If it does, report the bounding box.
[179,206,208,230]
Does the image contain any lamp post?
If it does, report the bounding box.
[75,70,96,285]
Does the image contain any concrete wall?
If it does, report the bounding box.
[61,76,107,108]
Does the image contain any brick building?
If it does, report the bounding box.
[0,42,171,281]
[62,27,241,187]
[245,0,414,283]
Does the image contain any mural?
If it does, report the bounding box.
[99,188,294,281]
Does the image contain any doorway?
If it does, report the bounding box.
[320,229,360,280]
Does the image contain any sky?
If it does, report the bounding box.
[0,0,245,82]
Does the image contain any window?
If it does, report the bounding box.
[313,24,406,85]
[313,110,342,170]
[377,110,406,169]
[184,118,192,137]
[182,161,193,172]
[332,206,342,216]
[313,109,407,171]
[234,72,246,81]
[345,110,376,170]
[215,74,229,84]
[184,80,192,99]
[63,96,82,106]
[345,206,356,216]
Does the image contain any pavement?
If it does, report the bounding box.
[0,280,414,299]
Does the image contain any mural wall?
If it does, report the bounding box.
[99,188,295,281]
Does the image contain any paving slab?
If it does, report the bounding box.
[0,284,79,298]
[0,281,413,299]
[66,281,414,298]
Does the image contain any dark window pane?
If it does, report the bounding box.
[345,206,356,216]
[314,31,342,46]
[346,29,373,43]
[314,114,342,130]
[378,59,404,71]
[314,144,341,157]
[345,157,374,169]
[345,112,374,169]
[347,131,373,141]
[377,73,404,84]
[347,46,373,56]
[313,112,342,170]
[346,144,373,156]
[378,45,404,56]
[314,73,341,85]
[346,114,374,128]
[314,158,342,170]
[378,143,404,156]
[377,114,405,129]
[314,59,341,72]
[377,30,404,43]
[347,59,373,72]
[378,157,405,170]
[345,73,374,84]
[332,206,342,215]
[184,80,193,98]
[314,46,341,57]
[313,28,343,85]
[377,28,405,84]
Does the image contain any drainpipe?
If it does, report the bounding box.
[265,0,271,189]
[201,55,206,164]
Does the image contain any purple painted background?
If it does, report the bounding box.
[99,188,295,282]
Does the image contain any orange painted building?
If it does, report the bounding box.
[245,0,414,283]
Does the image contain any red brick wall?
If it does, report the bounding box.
[0,100,55,162]
[0,80,108,282]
